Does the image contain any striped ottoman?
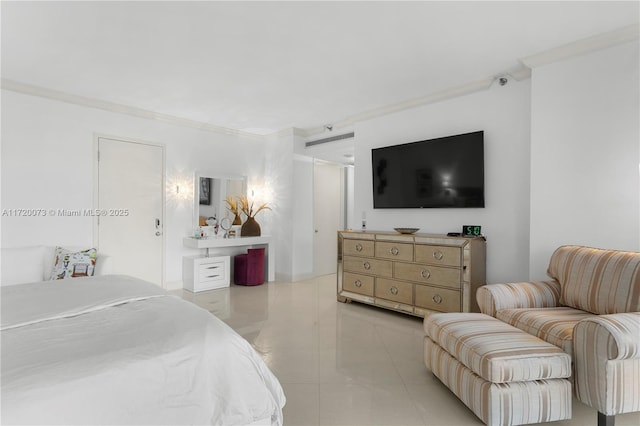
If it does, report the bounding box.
[424,313,572,426]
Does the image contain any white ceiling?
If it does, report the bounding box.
[2,1,638,140]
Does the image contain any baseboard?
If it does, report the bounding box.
[291,272,316,282]
[275,272,292,283]
[164,280,183,291]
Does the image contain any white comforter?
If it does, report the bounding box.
[1,275,285,425]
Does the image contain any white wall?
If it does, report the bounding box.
[353,79,532,283]
[1,89,272,285]
[262,130,296,281]
[529,40,640,279]
[291,155,315,281]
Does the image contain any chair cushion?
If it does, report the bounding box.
[424,313,571,383]
[547,245,640,315]
[496,307,596,356]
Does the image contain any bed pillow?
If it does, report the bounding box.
[1,246,47,286]
[50,247,97,280]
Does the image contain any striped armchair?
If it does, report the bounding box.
[477,245,640,426]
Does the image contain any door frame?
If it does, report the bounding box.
[92,133,167,287]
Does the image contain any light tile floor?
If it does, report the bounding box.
[174,275,640,426]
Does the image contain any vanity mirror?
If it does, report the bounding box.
[193,172,246,231]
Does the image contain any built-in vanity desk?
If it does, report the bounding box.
[183,236,274,290]
[337,230,486,317]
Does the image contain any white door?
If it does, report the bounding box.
[313,160,343,276]
[96,137,164,286]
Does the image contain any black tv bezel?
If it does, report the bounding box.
[371,130,485,209]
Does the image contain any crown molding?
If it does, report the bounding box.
[504,65,532,81]
[262,126,300,140]
[1,78,263,140]
[301,77,495,137]
[520,23,639,69]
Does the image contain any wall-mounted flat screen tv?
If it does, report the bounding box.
[372,131,484,208]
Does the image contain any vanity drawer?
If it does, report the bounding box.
[375,242,414,261]
[183,255,230,292]
[415,245,461,267]
[394,263,461,289]
[375,278,413,305]
[343,239,375,257]
[343,256,393,277]
[198,262,227,282]
[415,285,460,313]
[342,272,374,296]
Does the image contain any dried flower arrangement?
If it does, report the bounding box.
[225,196,241,216]
[238,195,270,218]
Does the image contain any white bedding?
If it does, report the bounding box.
[1,275,285,425]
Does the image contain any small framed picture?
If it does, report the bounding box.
[200,177,211,205]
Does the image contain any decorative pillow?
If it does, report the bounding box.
[50,247,97,280]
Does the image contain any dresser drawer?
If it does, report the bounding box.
[415,285,460,312]
[375,278,413,305]
[415,245,461,267]
[342,272,374,296]
[343,239,375,257]
[393,263,461,289]
[375,241,414,261]
[343,256,393,277]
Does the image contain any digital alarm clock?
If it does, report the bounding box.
[462,225,482,237]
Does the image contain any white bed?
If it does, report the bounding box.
[1,275,285,425]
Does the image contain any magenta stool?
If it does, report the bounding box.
[233,248,265,286]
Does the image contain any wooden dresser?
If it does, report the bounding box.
[337,230,486,317]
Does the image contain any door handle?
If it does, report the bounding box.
[155,218,161,229]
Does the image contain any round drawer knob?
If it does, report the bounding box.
[432,294,443,304]
[390,247,399,256]
[390,286,399,295]
[420,269,431,279]
[355,243,363,252]
[354,279,362,288]
[433,250,444,261]
[363,261,371,270]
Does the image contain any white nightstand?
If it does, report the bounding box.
[182,255,230,292]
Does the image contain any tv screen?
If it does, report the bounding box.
[372,131,484,208]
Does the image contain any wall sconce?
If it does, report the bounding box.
[167,175,193,204]
[248,180,274,207]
